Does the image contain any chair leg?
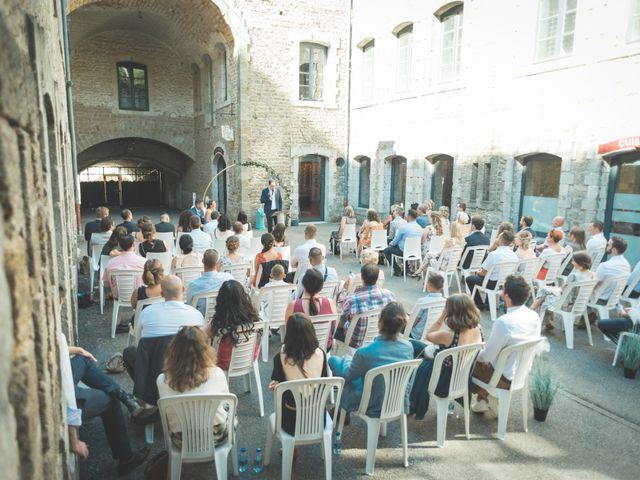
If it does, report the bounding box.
[521,386,528,433]
[264,422,274,466]
[253,361,265,417]
[232,442,239,477]
[496,391,512,441]
[455,273,462,294]
[322,431,332,479]
[401,414,409,467]
[403,260,407,282]
[281,438,295,480]
[111,301,119,339]
[435,397,448,448]
[463,392,471,440]
[337,408,347,436]
[214,449,228,480]
[99,281,104,315]
[365,419,381,476]
[89,269,95,299]
[145,423,154,444]
[613,333,628,366]
[488,293,497,322]
[261,329,269,362]
[443,277,450,297]
[584,313,594,347]
[169,450,182,480]
[380,422,387,437]
[562,313,574,349]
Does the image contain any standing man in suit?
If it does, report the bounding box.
[84,206,109,255]
[260,179,282,232]
[461,215,491,269]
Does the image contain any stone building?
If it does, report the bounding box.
[0,1,79,479]
[348,0,640,267]
[69,0,350,223]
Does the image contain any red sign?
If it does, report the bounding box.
[598,136,640,155]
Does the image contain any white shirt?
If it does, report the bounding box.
[270,188,277,210]
[629,261,640,293]
[481,246,518,281]
[478,305,541,380]
[137,301,204,338]
[238,234,251,250]
[595,254,631,300]
[203,220,218,235]
[388,217,407,241]
[291,239,327,269]
[586,232,607,254]
[189,228,213,252]
[295,263,339,298]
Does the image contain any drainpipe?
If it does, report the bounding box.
[60,0,81,233]
[344,0,354,206]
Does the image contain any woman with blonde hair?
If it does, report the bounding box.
[515,231,536,260]
[357,208,383,255]
[330,206,356,255]
[438,206,451,236]
[157,326,230,444]
[414,218,462,277]
[131,258,164,309]
[220,235,251,266]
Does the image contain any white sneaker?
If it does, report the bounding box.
[471,396,489,413]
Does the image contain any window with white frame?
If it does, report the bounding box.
[535,0,577,61]
[395,24,413,92]
[213,43,227,104]
[439,4,464,82]
[629,0,640,42]
[361,40,375,101]
[299,43,327,101]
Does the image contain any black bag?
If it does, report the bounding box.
[329,231,340,255]
[77,292,92,309]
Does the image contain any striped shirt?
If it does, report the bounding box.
[340,285,395,348]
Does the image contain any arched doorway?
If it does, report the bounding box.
[298,154,326,221]
[215,151,228,214]
[428,154,454,209]
[389,156,407,207]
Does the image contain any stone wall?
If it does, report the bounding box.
[0,1,78,479]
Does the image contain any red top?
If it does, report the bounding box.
[215,331,261,371]
[293,297,334,349]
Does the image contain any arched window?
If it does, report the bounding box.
[436,3,463,82]
[202,54,214,123]
[518,153,562,233]
[299,43,327,101]
[359,39,375,100]
[535,0,577,61]
[214,43,227,103]
[117,62,148,111]
[389,156,407,206]
[215,151,227,214]
[356,156,371,208]
[191,63,201,112]
[394,24,413,92]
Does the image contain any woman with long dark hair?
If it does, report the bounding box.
[252,233,283,287]
[206,279,260,370]
[213,214,233,240]
[101,225,128,257]
[268,313,328,436]
[177,210,193,233]
[171,234,202,269]
[272,223,287,247]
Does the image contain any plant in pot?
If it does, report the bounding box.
[529,359,559,422]
[620,333,640,379]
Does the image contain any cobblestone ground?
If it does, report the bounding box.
[75,211,640,480]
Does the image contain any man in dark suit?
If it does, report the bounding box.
[260,179,282,232]
[84,206,109,255]
[518,215,534,235]
[461,215,491,269]
[117,209,137,234]
[155,212,176,234]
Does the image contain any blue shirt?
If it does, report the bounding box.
[409,292,445,340]
[190,206,207,224]
[390,220,423,251]
[416,215,431,228]
[186,271,233,313]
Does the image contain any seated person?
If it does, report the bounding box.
[104,234,146,299]
[383,209,423,276]
[265,264,287,286]
[409,294,483,419]
[598,303,640,343]
[101,226,128,257]
[155,212,176,234]
[515,231,536,261]
[329,302,413,424]
[253,233,283,287]
[536,230,565,281]
[138,223,167,257]
[90,216,115,251]
[233,221,251,250]
[461,216,490,269]
[157,326,231,445]
[387,206,407,242]
[340,250,385,303]
[334,264,395,349]
[171,234,202,270]
[357,209,384,255]
[220,235,252,267]
[117,209,137,234]
[586,220,607,255]
[131,258,164,309]
[593,237,631,304]
[628,260,640,300]
[295,247,338,298]
[408,273,445,340]
[488,222,515,253]
[273,222,288,248]
[188,215,213,252]
[203,210,220,235]
[471,275,541,413]
[185,249,233,314]
[291,224,326,270]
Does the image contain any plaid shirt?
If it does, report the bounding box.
[340,285,395,348]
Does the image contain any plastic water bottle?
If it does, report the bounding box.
[238,447,248,473]
[253,448,263,473]
[333,432,342,455]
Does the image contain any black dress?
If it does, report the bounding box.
[271,350,328,435]
[139,239,167,257]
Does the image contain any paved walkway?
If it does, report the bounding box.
[76,211,640,479]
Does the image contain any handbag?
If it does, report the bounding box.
[144,450,168,480]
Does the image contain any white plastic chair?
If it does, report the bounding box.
[402,298,446,341]
[489,228,498,245]
[127,296,164,347]
[471,338,543,440]
[99,254,112,315]
[158,393,238,480]
[213,238,227,256]
[174,266,203,290]
[339,223,357,259]
[156,232,175,255]
[274,246,291,261]
[423,246,464,295]
[309,314,338,351]
[89,244,104,298]
[335,308,382,356]
[336,359,421,476]
[147,252,173,275]
[621,274,640,308]
[427,235,445,256]
[533,252,565,290]
[320,280,339,300]
[587,274,629,321]
[470,260,519,322]
[363,230,387,264]
[191,290,219,323]
[428,343,483,447]
[458,245,488,292]
[540,280,597,349]
[222,262,252,290]
[110,269,141,338]
[225,321,265,417]
[174,232,188,252]
[517,257,542,289]
[257,283,296,361]
[589,247,606,272]
[264,378,344,480]
[391,236,422,282]
[555,252,574,286]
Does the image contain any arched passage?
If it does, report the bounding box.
[213,149,228,213]
[78,137,194,208]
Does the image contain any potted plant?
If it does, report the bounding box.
[529,359,559,422]
[620,333,640,379]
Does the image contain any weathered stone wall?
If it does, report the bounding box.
[0,1,78,479]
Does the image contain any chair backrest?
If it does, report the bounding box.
[344,308,382,349]
[622,273,640,301]
[369,230,387,250]
[146,252,173,275]
[444,246,464,275]
[227,321,264,377]
[558,250,573,276]
[517,257,542,285]
[308,314,338,351]
[594,274,629,308]
[99,255,112,277]
[340,223,357,242]
[590,247,606,271]
[174,266,204,289]
[482,260,518,289]
[156,232,175,254]
[556,280,597,316]
[259,283,296,327]
[222,262,252,288]
[489,228,498,244]
[428,235,445,255]
[459,245,487,271]
[403,236,422,260]
[175,232,188,251]
[405,298,446,340]
[191,290,219,323]
[113,269,141,306]
[213,238,227,256]
[539,252,565,284]
[358,359,421,420]
[250,237,263,250]
[273,378,344,441]
[492,338,543,391]
[320,280,339,300]
[428,343,483,399]
[345,275,363,296]
[274,245,291,260]
[132,296,165,343]
[91,245,103,270]
[158,393,238,458]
